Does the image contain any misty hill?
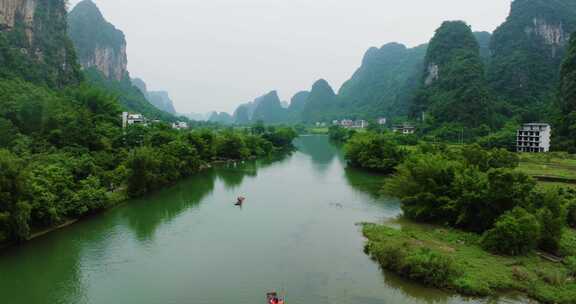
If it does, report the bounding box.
[182,113,208,121]
[131,78,178,114]
[232,90,292,124]
[474,31,492,61]
[251,91,288,123]
[208,112,233,124]
[301,79,338,123]
[68,0,173,120]
[338,42,427,119]
[148,91,177,114]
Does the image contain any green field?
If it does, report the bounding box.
[363,221,576,304]
[518,153,576,186]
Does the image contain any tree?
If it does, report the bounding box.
[345,132,407,173]
[481,207,541,256]
[533,189,568,253]
[126,147,160,197]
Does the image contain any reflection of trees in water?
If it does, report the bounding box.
[125,154,292,242]
[0,156,292,303]
[380,270,453,304]
[124,170,218,242]
[215,161,258,189]
[295,136,341,173]
[343,167,385,200]
[0,236,86,304]
[215,153,292,190]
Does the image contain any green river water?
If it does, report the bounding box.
[0,136,527,304]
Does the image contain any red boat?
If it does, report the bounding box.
[266,292,285,304]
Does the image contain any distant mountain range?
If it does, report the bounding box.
[227,0,576,134]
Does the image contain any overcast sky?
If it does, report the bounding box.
[68,0,513,114]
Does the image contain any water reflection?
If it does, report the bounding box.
[294,136,340,175]
[343,167,386,200]
[124,170,217,243]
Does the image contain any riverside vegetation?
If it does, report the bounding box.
[339,130,576,303]
[0,78,297,244]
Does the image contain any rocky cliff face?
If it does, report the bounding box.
[68,0,128,81]
[0,0,81,86]
[526,18,568,57]
[488,0,576,106]
[0,0,35,42]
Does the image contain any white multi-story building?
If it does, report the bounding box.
[392,124,416,135]
[172,121,189,130]
[122,112,146,128]
[378,117,387,125]
[353,120,367,129]
[517,123,551,153]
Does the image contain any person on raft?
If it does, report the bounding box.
[235,196,245,206]
[269,297,283,304]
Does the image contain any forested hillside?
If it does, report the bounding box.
[413,21,493,129]
[558,33,576,152]
[301,79,338,123]
[489,0,576,117]
[338,43,427,119]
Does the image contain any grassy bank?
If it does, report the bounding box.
[363,221,576,304]
[518,153,576,184]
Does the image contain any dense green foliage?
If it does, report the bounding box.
[344,132,407,173]
[481,207,541,255]
[0,75,296,243]
[558,33,576,153]
[414,21,494,129]
[364,229,460,289]
[383,143,575,256]
[338,43,427,119]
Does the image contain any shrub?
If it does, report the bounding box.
[565,256,576,276]
[402,248,460,288]
[481,207,541,255]
[344,132,407,173]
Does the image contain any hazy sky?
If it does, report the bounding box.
[68,0,513,114]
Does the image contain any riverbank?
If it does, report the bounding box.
[363,220,576,304]
[0,152,293,250]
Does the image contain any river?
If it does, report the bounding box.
[0,136,522,304]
